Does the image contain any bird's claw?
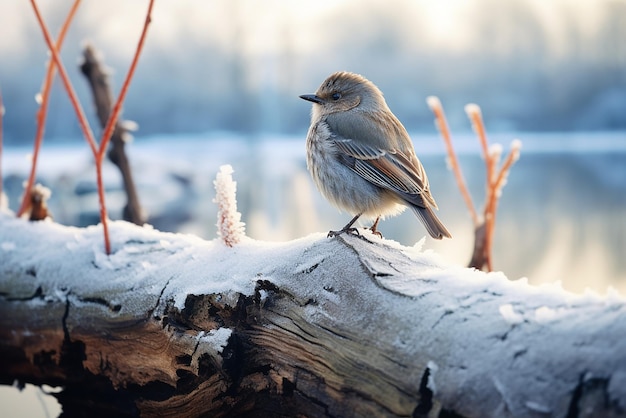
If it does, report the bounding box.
[368,217,383,238]
[327,227,360,238]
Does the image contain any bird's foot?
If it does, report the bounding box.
[327,227,360,238]
[368,216,383,238]
[368,227,383,238]
[328,227,374,244]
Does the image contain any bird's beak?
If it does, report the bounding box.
[299,94,324,104]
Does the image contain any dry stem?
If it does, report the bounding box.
[427,97,478,225]
[17,0,81,218]
[80,45,145,225]
[429,98,521,271]
[0,88,4,200]
[28,184,52,221]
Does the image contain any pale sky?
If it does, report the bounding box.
[0,0,616,61]
[1,0,623,138]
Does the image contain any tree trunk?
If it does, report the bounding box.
[0,215,624,417]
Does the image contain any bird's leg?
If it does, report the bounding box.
[368,216,383,238]
[328,213,362,238]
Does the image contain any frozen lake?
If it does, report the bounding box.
[3,131,626,294]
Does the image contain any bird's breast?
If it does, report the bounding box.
[305,120,405,218]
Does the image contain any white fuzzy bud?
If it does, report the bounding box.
[213,165,245,247]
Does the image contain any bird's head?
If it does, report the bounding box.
[300,71,386,116]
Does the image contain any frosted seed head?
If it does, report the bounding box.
[33,183,52,200]
[511,139,522,161]
[213,164,246,247]
[489,143,503,158]
[426,96,442,111]
[464,103,481,118]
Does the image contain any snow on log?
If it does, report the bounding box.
[0,214,625,417]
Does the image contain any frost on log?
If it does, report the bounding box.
[0,216,625,417]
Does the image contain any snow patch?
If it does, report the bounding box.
[401,236,426,258]
[426,360,439,395]
[196,327,232,354]
[1,241,15,251]
[499,304,524,325]
[534,306,567,323]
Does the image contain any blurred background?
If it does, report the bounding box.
[1,1,625,415]
[1,0,625,289]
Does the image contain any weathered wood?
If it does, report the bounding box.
[468,222,487,270]
[0,216,625,417]
[80,44,145,225]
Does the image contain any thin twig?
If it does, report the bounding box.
[483,141,522,270]
[427,96,479,225]
[30,0,105,252]
[0,88,4,201]
[81,45,145,225]
[30,0,155,255]
[465,104,497,271]
[18,0,81,217]
[29,0,98,155]
[493,141,522,198]
[431,99,521,272]
[96,0,155,166]
[465,104,493,183]
[92,0,154,244]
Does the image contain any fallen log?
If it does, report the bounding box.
[0,215,624,417]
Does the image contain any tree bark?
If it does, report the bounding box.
[0,216,624,417]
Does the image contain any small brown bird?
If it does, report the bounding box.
[300,71,451,239]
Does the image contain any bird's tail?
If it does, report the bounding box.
[411,205,452,240]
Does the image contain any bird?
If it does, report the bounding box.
[299,71,451,240]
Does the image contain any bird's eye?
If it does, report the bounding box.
[331,92,341,101]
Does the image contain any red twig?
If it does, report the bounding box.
[483,141,522,270]
[0,88,4,201]
[97,0,154,166]
[427,96,479,225]
[17,0,81,218]
[30,0,155,255]
[465,104,495,270]
[465,104,493,184]
[493,141,522,198]
[428,98,521,272]
[93,0,154,253]
[30,0,98,155]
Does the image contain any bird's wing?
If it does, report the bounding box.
[325,110,439,209]
[333,138,438,209]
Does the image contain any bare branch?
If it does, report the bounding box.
[430,99,521,272]
[80,44,146,225]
